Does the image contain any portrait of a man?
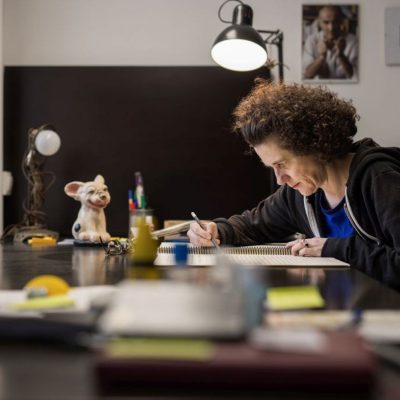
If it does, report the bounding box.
[302,5,359,82]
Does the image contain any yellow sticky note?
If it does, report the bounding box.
[267,286,325,310]
[11,295,75,310]
[106,338,214,361]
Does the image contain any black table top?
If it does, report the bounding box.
[2,242,400,310]
[0,242,399,399]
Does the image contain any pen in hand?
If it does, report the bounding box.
[190,212,219,248]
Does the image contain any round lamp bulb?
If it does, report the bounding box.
[35,129,61,156]
[211,39,267,71]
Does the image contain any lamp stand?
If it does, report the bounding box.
[259,30,284,82]
[1,125,60,243]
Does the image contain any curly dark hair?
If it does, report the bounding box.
[233,79,360,161]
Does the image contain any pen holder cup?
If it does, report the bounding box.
[129,209,154,239]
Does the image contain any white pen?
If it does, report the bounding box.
[190,211,219,248]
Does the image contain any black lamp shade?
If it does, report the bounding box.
[211,22,267,71]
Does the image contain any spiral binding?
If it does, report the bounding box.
[158,244,290,256]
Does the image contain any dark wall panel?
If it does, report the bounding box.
[4,66,276,237]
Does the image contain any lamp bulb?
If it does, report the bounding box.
[211,39,267,71]
[35,129,61,156]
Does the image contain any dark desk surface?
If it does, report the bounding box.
[0,243,399,399]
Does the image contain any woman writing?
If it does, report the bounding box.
[188,80,400,290]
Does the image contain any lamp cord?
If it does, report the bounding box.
[21,143,56,228]
[218,0,243,23]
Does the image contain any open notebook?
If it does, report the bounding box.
[154,243,349,268]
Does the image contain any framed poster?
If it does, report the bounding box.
[385,7,400,65]
[302,4,359,83]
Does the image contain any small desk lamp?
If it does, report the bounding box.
[9,124,61,242]
[211,0,284,81]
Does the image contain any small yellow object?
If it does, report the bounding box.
[28,236,57,246]
[25,275,70,296]
[130,223,158,265]
[11,295,75,311]
[106,338,215,361]
[267,286,325,310]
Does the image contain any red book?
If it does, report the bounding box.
[94,332,377,394]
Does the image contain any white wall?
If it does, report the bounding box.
[3,0,400,148]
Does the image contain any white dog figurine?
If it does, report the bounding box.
[64,175,111,242]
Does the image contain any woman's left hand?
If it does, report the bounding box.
[286,237,328,257]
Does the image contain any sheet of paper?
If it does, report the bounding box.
[250,327,327,353]
[266,310,351,330]
[227,254,348,267]
[359,311,400,343]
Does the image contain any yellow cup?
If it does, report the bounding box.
[129,208,154,239]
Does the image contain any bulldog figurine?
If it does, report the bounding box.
[64,175,111,242]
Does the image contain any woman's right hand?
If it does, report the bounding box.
[187,221,220,247]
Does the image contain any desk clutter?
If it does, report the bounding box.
[1,254,397,394]
[0,277,381,393]
[0,210,396,395]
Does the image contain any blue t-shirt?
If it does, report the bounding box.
[317,191,355,238]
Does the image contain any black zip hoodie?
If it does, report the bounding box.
[215,139,400,290]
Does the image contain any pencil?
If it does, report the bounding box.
[190,211,219,248]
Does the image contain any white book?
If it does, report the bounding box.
[155,243,349,268]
